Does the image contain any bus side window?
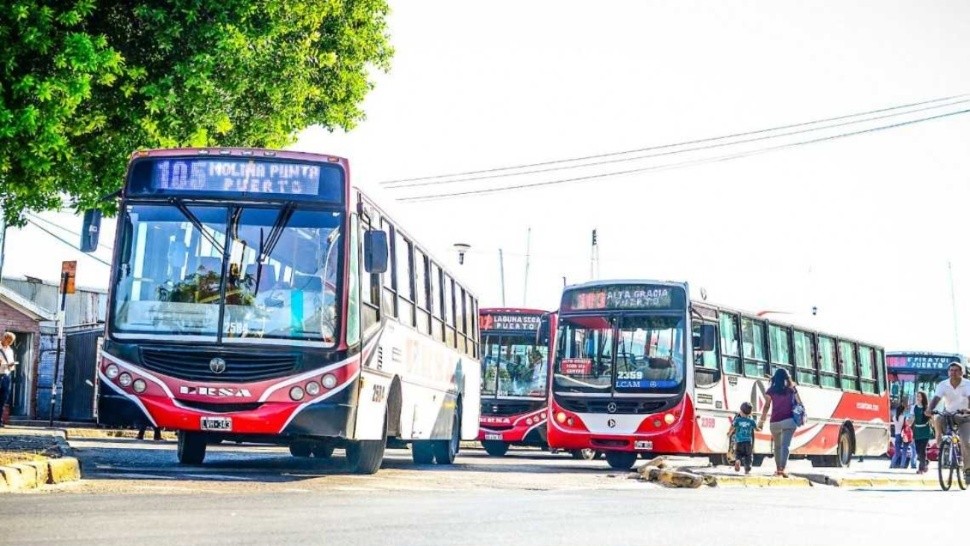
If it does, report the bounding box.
[693,322,719,387]
[740,317,768,378]
[793,330,818,386]
[718,312,741,375]
[839,340,858,391]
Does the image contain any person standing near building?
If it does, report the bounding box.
[0,332,17,427]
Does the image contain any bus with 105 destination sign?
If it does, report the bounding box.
[83,147,482,473]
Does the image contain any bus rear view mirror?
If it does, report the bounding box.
[693,324,716,351]
[364,230,389,273]
[80,209,102,252]
[536,313,551,345]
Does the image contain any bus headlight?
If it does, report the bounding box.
[105,364,120,379]
[118,373,133,387]
[305,382,321,396]
[321,374,337,389]
[289,386,305,401]
[132,379,147,393]
[556,412,567,424]
[664,413,675,425]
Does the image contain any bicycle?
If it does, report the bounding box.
[934,411,969,491]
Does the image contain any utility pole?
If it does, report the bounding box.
[949,261,960,352]
[0,210,7,283]
[590,228,599,280]
[50,261,76,427]
[498,248,506,306]
[523,227,531,306]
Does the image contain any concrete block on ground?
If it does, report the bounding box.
[47,457,81,484]
[0,466,24,491]
[9,463,38,489]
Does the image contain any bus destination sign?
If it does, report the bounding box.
[149,158,323,196]
[564,284,683,312]
[480,314,541,331]
[887,354,963,371]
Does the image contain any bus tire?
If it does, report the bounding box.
[572,449,598,460]
[605,451,638,470]
[835,427,853,468]
[482,440,509,457]
[347,415,387,475]
[311,443,335,459]
[433,409,461,465]
[177,431,207,465]
[412,440,435,464]
[289,441,313,458]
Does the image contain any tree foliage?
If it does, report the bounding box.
[0,0,392,226]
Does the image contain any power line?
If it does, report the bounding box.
[398,107,970,202]
[382,97,970,191]
[26,213,114,253]
[380,93,970,186]
[25,219,112,267]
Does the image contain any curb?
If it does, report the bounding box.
[63,428,177,441]
[0,457,81,492]
[711,474,813,487]
[794,472,938,488]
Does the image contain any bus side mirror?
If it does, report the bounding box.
[80,209,102,253]
[693,324,716,351]
[363,230,388,274]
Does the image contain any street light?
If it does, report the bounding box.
[453,243,471,265]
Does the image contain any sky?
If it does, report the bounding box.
[3,0,970,354]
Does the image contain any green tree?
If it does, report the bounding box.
[0,0,392,226]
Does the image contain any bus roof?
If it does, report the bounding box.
[129,147,349,168]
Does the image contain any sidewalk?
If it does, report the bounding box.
[688,461,940,489]
[0,424,82,492]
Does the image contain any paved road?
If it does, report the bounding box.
[0,440,962,545]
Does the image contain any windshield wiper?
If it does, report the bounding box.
[254,202,296,296]
[170,198,224,256]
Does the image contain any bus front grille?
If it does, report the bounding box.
[557,399,667,415]
[177,401,264,413]
[140,349,298,382]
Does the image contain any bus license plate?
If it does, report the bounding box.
[201,417,232,431]
[635,440,653,450]
[485,433,502,440]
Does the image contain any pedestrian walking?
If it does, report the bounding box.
[757,368,803,478]
[912,391,932,474]
[899,416,914,468]
[0,332,17,427]
[727,402,758,474]
[137,418,163,441]
[890,398,910,469]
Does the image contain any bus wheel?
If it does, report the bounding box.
[412,440,435,464]
[433,411,461,465]
[835,428,853,468]
[311,443,335,459]
[289,441,313,458]
[482,440,509,457]
[177,431,207,465]
[571,449,598,460]
[347,416,387,475]
[605,451,638,470]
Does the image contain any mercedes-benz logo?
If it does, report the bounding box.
[607,419,616,428]
[607,402,618,414]
[209,357,227,374]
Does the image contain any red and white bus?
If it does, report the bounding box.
[546,280,890,470]
[83,148,481,473]
[477,308,555,456]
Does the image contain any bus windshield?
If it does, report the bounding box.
[554,314,686,394]
[110,202,343,344]
[481,335,548,397]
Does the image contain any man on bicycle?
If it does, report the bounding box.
[926,361,970,481]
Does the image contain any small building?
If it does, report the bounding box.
[0,277,107,421]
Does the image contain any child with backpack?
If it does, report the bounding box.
[727,402,758,474]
